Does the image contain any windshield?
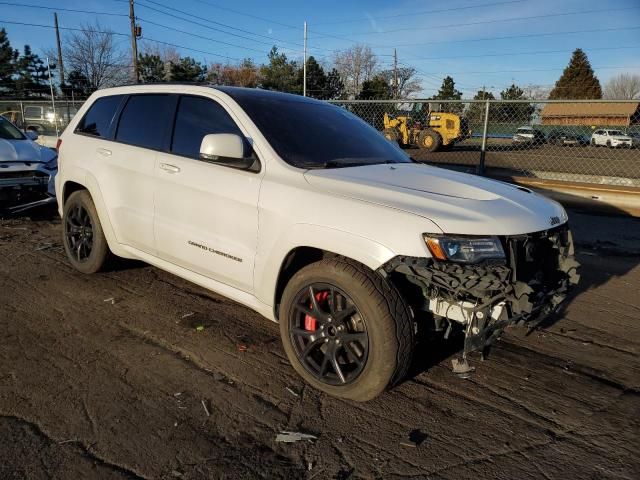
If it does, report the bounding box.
[608,130,625,136]
[221,89,411,168]
[516,128,532,134]
[0,117,26,140]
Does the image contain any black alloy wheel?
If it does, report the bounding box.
[65,204,94,262]
[288,283,368,385]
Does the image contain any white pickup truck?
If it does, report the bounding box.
[55,85,579,401]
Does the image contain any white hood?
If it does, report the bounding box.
[0,138,56,163]
[304,163,568,236]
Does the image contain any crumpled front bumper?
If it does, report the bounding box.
[0,162,57,212]
[381,224,580,357]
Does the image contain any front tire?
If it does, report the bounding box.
[62,190,110,274]
[417,129,442,152]
[279,258,414,401]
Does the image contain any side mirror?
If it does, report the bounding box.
[199,133,255,170]
[25,130,39,141]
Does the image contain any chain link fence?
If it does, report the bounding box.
[329,99,640,188]
[2,97,639,188]
[0,99,85,148]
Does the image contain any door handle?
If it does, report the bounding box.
[159,163,181,173]
[96,147,112,157]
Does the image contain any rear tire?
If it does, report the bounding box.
[279,258,414,401]
[417,129,442,152]
[62,190,110,274]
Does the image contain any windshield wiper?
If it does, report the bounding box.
[298,159,403,169]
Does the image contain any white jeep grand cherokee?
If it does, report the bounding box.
[55,85,579,401]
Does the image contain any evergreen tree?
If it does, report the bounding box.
[138,53,165,83]
[260,46,300,93]
[355,74,391,130]
[466,89,495,124]
[14,45,53,97]
[357,75,391,100]
[549,48,602,99]
[169,57,207,82]
[497,83,534,123]
[0,28,17,94]
[61,69,93,97]
[431,76,463,113]
[299,56,327,99]
[325,68,345,100]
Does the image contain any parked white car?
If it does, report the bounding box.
[590,129,633,148]
[55,85,579,401]
[0,115,57,212]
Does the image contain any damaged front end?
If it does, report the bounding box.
[0,161,57,214]
[381,224,580,372]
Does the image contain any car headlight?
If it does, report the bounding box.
[423,235,505,264]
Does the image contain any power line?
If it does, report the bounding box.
[185,0,300,31]
[408,45,640,62]
[0,1,127,16]
[313,0,527,25]
[391,25,640,49]
[310,6,640,38]
[0,19,241,61]
[138,18,267,54]
[137,0,304,50]
[428,65,640,75]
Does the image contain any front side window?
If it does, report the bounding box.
[171,96,244,159]
[115,94,176,150]
[76,95,124,138]
[222,89,411,169]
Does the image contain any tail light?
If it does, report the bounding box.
[55,138,62,152]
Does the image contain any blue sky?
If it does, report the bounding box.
[1,0,639,97]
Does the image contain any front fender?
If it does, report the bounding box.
[253,223,398,309]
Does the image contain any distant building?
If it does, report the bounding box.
[540,102,640,127]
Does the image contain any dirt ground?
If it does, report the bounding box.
[1,210,639,479]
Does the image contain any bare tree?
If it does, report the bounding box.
[604,73,640,99]
[379,66,422,98]
[63,22,129,90]
[522,84,552,100]
[333,45,378,98]
[207,59,260,87]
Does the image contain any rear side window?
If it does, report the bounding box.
[171,96,243,159]
[116,95,176,150]
[76,95,124,138]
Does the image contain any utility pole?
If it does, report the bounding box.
[129,0,139,83]
[393,48,398,99]
[53,13,64,85]
[303,21,307,97]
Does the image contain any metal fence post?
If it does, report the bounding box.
[477,100,490,175]
[19,101,25,130]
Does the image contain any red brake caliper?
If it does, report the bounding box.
[305,291,329,331]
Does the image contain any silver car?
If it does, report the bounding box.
[0,115,58,213]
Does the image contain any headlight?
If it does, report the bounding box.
[423,235,505,264]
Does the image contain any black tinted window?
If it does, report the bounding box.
[222,90,410,168]
[76,95,123,138]
[116,95,176,150]
[171,96,243,158]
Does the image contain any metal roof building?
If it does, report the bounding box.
[540,102,640,126]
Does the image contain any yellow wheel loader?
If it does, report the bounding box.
[382,104,470,152]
